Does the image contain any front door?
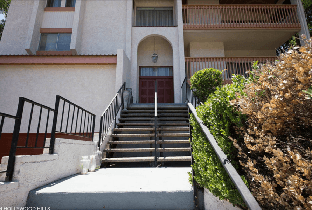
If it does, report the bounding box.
[139,67,174,103]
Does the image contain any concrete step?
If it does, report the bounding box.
[158,133,190,137]
[114,128,155,132]
[117,123,189,127]
[103,157,155,162]
[158,123,189,126]
[158,156,192,162]
[128,103,188,110]
[111,133,189,138]
[157,148,190,152]
[102,156,191,163]
[104,148,190,153]
[108,140,189,144]
[108,140,155,144]
[117,123,154,126]
[158,127,189,131]
[119,117,189,121]
[113,128,189,132]
[123,110,188,113]
[112,134,155,138]
[121,113,189,117]
[157,140,190,144]
[104,148,154,153]
[26,168,194,210]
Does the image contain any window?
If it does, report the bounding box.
[140,67,173,76]
[46,0,61,7]
[65,0,76,7]
[136,7,174,27]
[38,33,71,51]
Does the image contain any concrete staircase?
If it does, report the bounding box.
[25,104,197,209]
[102,103,191,167]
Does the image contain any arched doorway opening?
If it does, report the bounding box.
[137,35,174,103]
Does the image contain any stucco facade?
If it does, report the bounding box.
[0,0,310,114]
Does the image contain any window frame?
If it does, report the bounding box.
[135,7,175,27]
[38,33,72,52]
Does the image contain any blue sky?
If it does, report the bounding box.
[0,14,4,20]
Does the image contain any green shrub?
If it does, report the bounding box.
[191,75,247,207]
[190,68,223,102]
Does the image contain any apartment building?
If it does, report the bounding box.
[0,0,309,123]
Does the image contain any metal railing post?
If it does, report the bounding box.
[186,78,188,103]
[121,83,125,110]
[91,115,96,142]
[154,80,158,166]
[98,116,103,149]
[50,95,60,154]
[5,97,25,181]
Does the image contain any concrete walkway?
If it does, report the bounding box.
[27,167,194,210]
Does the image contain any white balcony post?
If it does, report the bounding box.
[291,0,311,44]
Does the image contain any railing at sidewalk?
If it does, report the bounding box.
[1,96,95,181]
[188,103,261,210]
[181,77,199,108]
[98,83,131,149]
[0,112,19,175]
[182,4,300,29]
[50,95,96,154]
[185,57,276,82]
[5,97,55,181]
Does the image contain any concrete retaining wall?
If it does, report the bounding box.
[204,188,242,210]
[0,138,97,208]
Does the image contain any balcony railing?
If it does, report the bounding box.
[185,57,276,82]
[182,5,300,29]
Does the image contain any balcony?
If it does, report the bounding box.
[185,57,276,82]
[182,5,300,30]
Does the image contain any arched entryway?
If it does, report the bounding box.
[137,35,174,103]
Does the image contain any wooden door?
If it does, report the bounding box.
[139,76,173,103]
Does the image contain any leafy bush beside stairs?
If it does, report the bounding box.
[190,75,248,207]
[191,38,312,210]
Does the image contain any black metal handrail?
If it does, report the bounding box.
[188,103,261,210]
[50,95,96,154]
[0,112,18,174]
[98,82,129,149]
[181,77,199,108]
[5,97,55,181]
[1,95,96,182]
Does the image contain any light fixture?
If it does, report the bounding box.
[151,37,158,63]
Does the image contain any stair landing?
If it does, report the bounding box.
[26,167,194,210]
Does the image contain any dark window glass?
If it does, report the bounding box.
[38,33,71,51]
[65,0,76,7]
[46,0,61,7]
[136,7,174,27]
[57,34,71,51]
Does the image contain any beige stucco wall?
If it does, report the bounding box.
[0,65,116,132]
[79,0,128,55]
[138,36,173,67]
[41,11,74,28]
[0,0,35,55]
[190,42,224,57]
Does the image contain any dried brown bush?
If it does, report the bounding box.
[231,37,312,210]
